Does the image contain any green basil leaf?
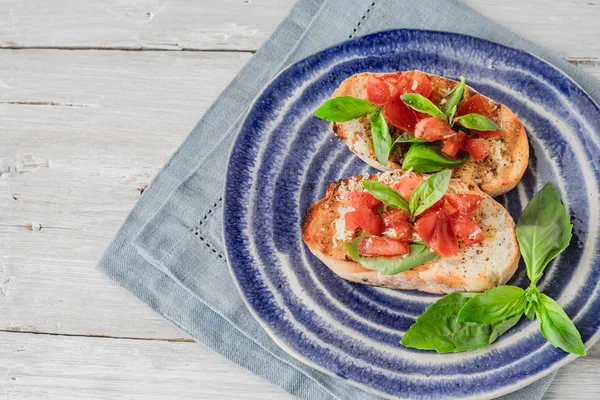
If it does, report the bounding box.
[392,133,428,144]
[442,76,465,119]
[458,286,526,325]
[401,293,492,353]
[369,108,392,166]
[447,104,458,127]
[402,292,523,353]
[345,234,438,276]
[401,93,447,120]
[516,183,573,285]
[401,142,468,173]
[314,96,379,122]
[361,180,410,213]
[489,313,522,344]
[408,170,451,217]
[536,293,586,356]
[453,113,500,131]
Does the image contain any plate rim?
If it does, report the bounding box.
[222,28,600,399]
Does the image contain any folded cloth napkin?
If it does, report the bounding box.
[99,0,600,398]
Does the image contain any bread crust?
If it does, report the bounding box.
[331,71,529,197]
[301,171,520,294]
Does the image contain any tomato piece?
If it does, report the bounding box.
[414,209,439,243]
[367,78,392,105]
[456,94,491,118]
[343,192,383,209]
[384,221,413,241]
[389,176,423,201]
[462,137,490,161]
[409,73,434,99]
[344,208,383,235]
[383,99,418,133]
[451,215,484,246]
[442,200,459,218]
[414,117,456,142]
[381,208,411,227]
[358,236,410,257]
[441,130,467,157]
[381,73,410,98]
[415,207,460,257]
[445,193,482,214]
[430,209,459,257]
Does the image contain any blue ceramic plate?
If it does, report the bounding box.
[223,30,600,399]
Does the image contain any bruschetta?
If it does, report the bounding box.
[320,71,529,197]
[302,170,519,294]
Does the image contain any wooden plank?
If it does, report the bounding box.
[0,331,597,399]
[0,331,291,400]
[0,0,295,51]
[0,50,250,338]
[0,0,598,62]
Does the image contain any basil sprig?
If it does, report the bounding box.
[399,76,497,131]
[409,170,451,217]
[361,171,450,219]
[402,183,586,356]
[314,97,392,166]
[402,142,468,173]
[314,96,380,122]
[345,233,438,275]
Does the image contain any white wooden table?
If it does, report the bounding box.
[1,1,599,398]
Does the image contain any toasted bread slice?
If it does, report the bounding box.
[331,71,529,197]
[302,171,519,294]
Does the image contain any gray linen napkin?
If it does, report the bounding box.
[99,0,600,398]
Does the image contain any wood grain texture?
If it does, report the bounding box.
[0,332,291,400]
[0,50,250,338]
[0,0,295,51]
[0,0,598,63]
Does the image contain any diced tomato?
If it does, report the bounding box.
[414,117,456,142]
[384,99,418,133]
[409,72,434,99]
[429,209,459,257]
[441,130,467,157]
[446,194,482,214]
[358,236,410,257]
[456,94,491,118]
[381,208,411,227]
[384,221,413,241]
[389,176,423,201]
[442,200,459,218]
[462,137,490,161]
[343,192,383,209]
[366,73,434,133]
[366,78,392,105]
[345,208,383,235]
[451,215,484,246]
[414,209,439,244]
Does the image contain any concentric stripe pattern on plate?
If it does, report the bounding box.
[224,30,600,399]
